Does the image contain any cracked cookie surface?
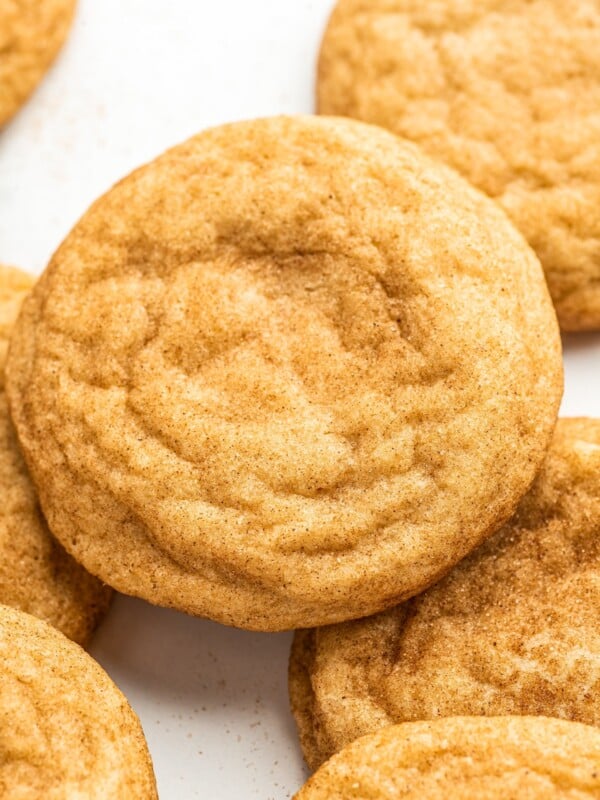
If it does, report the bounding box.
[0,604,157,799]
[293,717,600,799]
[0,265,110,646]
[6,115,562,630]
[318,0,600,330]
[290,418,600,769]
[0,0,76,126]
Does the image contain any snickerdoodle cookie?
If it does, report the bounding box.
[293,717,600,799]
[0,0,77,126]
[0,265,110,645]
[0,604,157,799]
[6,115,562,630]
[318,0,600,330]
[290,418,600,769]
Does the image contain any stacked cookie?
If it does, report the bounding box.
[0,266,155,797]
[0,0,77,127]
[294,717,600,799]
[5,115,563,631]
[2,0,600,797]
[318,0,600,331]
[0,266,111,644]
[290,419,600,788]
[0,604,157,798]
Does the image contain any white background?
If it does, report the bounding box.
[0,1,598,798]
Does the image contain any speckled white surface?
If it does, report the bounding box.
[90,596,304,799]
[0,1,598,798]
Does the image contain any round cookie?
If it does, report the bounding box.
[6,115,562,631]
[290,418,600,769]
[293,717,600,799]
[318,0,600,331]
[0,265,110,646]
[0,604,157,799]
[0,0,77,127]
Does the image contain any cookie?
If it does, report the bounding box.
[0,265,110,646]
[0,604,157,798]
[293,717,600,799]
[0,0,76,126]
[290,418,600,769]
[6,115,562,630]
[318,0,600,331]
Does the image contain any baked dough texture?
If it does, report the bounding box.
[0,265,110,646]
[318,0,600,331]
[290,418,600,769]
[0,604,157,799]
[0,0,76,126]
[293,717,600,799]
[6,115,562,630]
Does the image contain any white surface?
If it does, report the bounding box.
[0,1,598,798]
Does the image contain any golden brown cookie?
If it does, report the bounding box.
[318,0,600,331]
[290,418,600,769]
[293,717,600,799]
[6,115,562,630]
[0,604,157,799]
[0,264,110,646]
[0,0,77,127]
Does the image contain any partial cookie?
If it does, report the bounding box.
[0,0,76,126]
[0,265,110,646]
[293,717,600,799]
[290,418,600,769]
[318,0,600,331]
[7,115,562,630]
[0,604,157,799]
